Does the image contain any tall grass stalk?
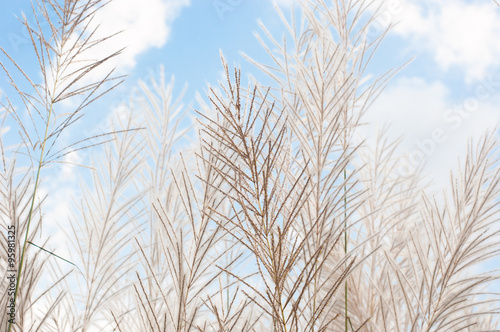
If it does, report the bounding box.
[244,0,401,329]
[0,0,122,330]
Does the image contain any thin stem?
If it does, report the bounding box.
[8,104,53,332]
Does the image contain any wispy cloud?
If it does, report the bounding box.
[272,0,300,7]
[393,0,500,82]
[47,0,190,95]
[92,0,190,72]
[363,76,500,189]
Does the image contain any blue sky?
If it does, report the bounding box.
[1,0,500,291]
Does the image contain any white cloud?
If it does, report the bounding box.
[361,76,500,190]
[47,0,190,103]
[269,0,500,82]
[392,0,500,82]
[91,0,190,72]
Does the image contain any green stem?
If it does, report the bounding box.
[7,106,53,332]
